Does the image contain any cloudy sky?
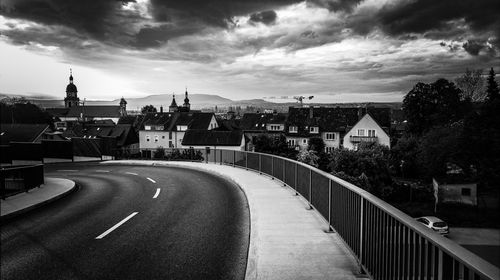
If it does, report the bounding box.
[0,0,499,103]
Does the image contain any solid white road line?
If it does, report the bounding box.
[95,212,139,239]
[147,177,156,183]
[125,172,138,175]
[153,188,161,199]
[57,170,78,172]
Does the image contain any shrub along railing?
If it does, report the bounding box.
[155,148,498,280]
[0,164,44,199]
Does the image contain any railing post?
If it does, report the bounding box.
[308,169,312,209]
[233,150,235,167]
[327,179,334,232]
[294,162,298,196]
[359,196,365,274]
[245,152,248,170]
[271,157,274,180]
[283,159,286,187]
[259,153,262,174]
[220,149,222,165]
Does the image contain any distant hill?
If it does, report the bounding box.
[0,92,401,111]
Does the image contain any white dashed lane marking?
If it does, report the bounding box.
[95,212,139,239]
[153,188,161,199]
[125,172,138,175]
[147,177,156,183]
[57,170,78,172]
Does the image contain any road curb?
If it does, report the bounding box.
[0,178,77,222]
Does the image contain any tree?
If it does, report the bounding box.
[390,136,420,178]
[455,68,485,101]
[486,67,500,102]
[307,137,325,154]
[328,143,392,196]
[253,134,297,159]
[0,100,53,126]
[403,79,466,135]
[141,105,157,114]
[296,150,319,168]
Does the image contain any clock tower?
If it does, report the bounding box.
[64,69,80,108]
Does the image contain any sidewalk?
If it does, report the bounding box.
[0,177,76,221]
[104,160,361,280]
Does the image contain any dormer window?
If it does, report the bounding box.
[145,126,151,130]
[289,126,298,133]
[310,126,319,133]
[177,125,188,131]
[156,125,164,130]
[325,132,335,140]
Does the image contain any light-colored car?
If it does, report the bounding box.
[416,216,450,236]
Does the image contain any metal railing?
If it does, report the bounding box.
[1,164,44,199]
[350,136,378,143]
[158,148,498,280]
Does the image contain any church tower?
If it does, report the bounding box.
[64,69,80,108]
[182,87,190,112]
[119,97,127,116]
[169,93,178,112]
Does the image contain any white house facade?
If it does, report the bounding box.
[342,114,390,150]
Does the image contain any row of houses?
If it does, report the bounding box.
[137,102,392,155]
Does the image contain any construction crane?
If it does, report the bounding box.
[293,96,314,106]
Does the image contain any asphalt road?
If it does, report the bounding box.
[1,162,250,280]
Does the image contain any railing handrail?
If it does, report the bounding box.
[194,148,499,279]
[247,151,498,279]
[1,164,44,171]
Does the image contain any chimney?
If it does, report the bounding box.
[309,107,313,119]
[160,106,163,113]
[358,107,365,120]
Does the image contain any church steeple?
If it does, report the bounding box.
[64,68,79,108]
[183,87,190,111]
[169,93,178,112]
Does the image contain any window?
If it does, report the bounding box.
[162,135,165,139]
[169,141,173,147]
[169,131,172,139]
[289,126,298,133]
[154,135,159,142]
[310,126,319,133]
[325,132,335,140]
[146,135,150,142]
[368,129,376,137]
[287,139,296,146]
[145,126,151,130]
[156,125,164,130]
[461,188,471,196]
[357,129,365,136]
[302,139,307,145]
[325,147,334,153]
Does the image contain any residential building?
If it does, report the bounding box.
[342,113,391,150]
[239,112,287,151]
[139,96,218,155]
[181,130,245,151]
[0,123,65,144]
[285,107,360,152]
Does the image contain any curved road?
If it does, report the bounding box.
[1,162,250,280]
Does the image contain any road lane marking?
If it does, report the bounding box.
[95,212,138,239]
[125,172,138,175]
[95,170,110,173]
[147,177,156,183]
[153,188,161,198]
[58,170,78,172]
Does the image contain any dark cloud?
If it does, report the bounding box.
[310,0,364,13]
[376,0,500,46]
[248,10,277,25]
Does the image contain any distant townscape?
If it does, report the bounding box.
[1,68,499,230]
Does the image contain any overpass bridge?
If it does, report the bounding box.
[135,149,499,280]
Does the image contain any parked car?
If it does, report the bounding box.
[416,216,450,236]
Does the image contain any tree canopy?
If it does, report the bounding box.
[486,68,500,102]
[141,104,157,114]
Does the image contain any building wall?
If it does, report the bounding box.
[139,130,170,150]
[434,179,478,206]
[321,132,341,150]
[285,136,309,150]
[342,114,390,150]
[181,136,245,151]
[208,116,218,130]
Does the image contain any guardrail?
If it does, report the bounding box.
[157,148,498,280]
[0,164,44,200]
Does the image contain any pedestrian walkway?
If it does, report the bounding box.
[0,177,76,220]
[104,160,361,280]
